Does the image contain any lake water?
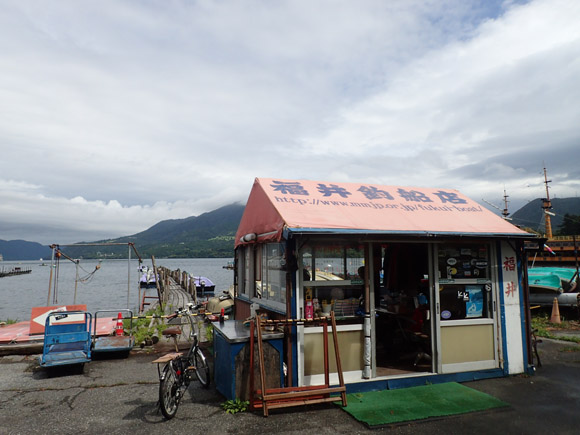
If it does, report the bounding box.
[0,258,234,322]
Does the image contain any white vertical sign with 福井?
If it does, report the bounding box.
[500,241,524,374]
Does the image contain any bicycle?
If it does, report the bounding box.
[154,303,210,419]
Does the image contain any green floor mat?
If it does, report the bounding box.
[339,382,508,427]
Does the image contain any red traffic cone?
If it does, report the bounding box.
[115,312,124,336]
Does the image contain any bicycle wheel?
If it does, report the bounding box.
[194,347,210,388]
[159,363,180,419]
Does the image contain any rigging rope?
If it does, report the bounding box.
[77,262,101,283]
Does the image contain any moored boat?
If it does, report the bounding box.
[191,276,215,296]
[528,271,563,293]
[138,265,157,288]
[528,266,579,307]
[529,267,577,290]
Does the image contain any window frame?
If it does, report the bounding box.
[237,243,287,313]
[436,242,495,322]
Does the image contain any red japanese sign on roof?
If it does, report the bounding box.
[235,178,531,247]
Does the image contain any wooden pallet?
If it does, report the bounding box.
[250,312,347,417]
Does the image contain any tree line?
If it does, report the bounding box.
[556,214,580,236]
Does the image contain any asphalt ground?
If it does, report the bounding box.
[0,337,579,435]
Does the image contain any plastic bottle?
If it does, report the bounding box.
[305,300,313,320]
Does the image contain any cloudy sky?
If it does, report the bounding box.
[1,0,579,245]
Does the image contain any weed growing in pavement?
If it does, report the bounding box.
[221,398,250,414]
[532,313,580,344]
[204,323,214,344]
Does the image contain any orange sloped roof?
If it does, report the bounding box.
[235,178,531,247]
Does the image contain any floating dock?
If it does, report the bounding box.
[0,266,32,278]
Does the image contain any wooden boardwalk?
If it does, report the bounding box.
[144,276,193,314]
[163,278,194,311]
[148,277,210,347]
[140,264,213,346]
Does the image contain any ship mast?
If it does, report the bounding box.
[502,189,510,219]
[542,166,553,239]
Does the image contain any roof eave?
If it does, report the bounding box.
[284,227,538,240]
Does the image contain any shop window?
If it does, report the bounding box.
[302,244,364,282]
[301,243,364,318]
[255,243,286,310]
[236,249,244,296]
[237,246,252,298]
[438,244,489,280]
[439,284,493,320]
[437,243,493,321]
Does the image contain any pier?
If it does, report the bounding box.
[0,266,32,278]
[139,265,199,314]
[137,264,214,347]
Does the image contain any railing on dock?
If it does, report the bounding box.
[0,267,32,278]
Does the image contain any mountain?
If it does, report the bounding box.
[65,203,246,259]
[1,203,245,260]
[0,240,52,261]
[510,197,580,234]
[4,198,579,260]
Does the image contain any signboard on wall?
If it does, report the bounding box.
[500,241,524,374]
[235,178,532,246]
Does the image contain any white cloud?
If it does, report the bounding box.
[1,0,579,244]
[0,184,241,244]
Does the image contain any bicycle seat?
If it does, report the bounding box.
[162,327,182,337]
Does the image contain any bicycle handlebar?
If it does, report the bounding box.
[166,307,201,342]
[168,305,203,321]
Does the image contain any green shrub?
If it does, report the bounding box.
[127,306,168,345]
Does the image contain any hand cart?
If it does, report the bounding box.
[39,310,92,369]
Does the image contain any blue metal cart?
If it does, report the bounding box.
[92,309,135,356]
[39,311,92,369]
